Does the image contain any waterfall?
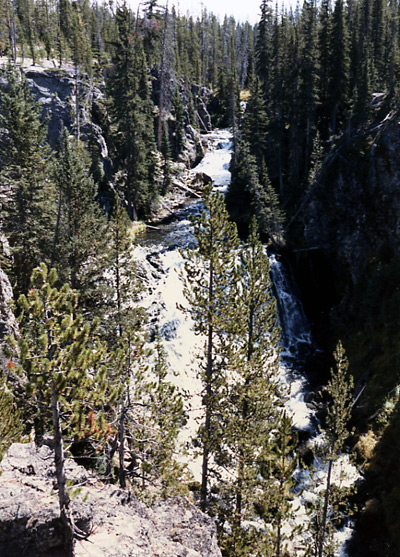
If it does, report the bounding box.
[269,253,313,356]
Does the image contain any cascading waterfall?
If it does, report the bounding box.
[270,253,313,356]
[132,129,358,555]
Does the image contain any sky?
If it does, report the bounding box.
[129,0,272,25]
[170,0,264,23]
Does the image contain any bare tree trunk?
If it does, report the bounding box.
[105,432,119,480]
[9,0,17,64]
[318,457,333,557]
[51,387,75,557]
[115,230,122,337]
[119,398,126,488]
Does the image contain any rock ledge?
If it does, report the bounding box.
[0,443,222,557]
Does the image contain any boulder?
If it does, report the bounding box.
[180,125,208,168]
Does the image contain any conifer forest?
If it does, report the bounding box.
[1,0,400,555]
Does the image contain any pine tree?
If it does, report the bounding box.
[157,2,169,151]
[171,87,186,157]
[228,140,285,244]
[130,333,187,493]
[317,0,332,139]
[15,264,118,556]
[242,76,269,169]
[106,326,148,489]
[370,0,385,88]
[179,184,239,511]
[351,0,373,127]
[107,198,144,343]
[297,0,318,175]
[0,66,56,296]
[0,371,23,461]
[311,342,354,557]
[217,218,285,555]
[386,1,400,96]
[215,69,240,129]
[255,0,272,94]
[107,4,159,220]
[52,129,109,317]
[160,122,172,194]
[327,0,350,135]
[269,411,298,557]
[268,5,286,196]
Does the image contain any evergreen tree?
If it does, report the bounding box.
[157,2,170,151]
[52,129,109,317]
[104,327,184,493]
[131,333,187,493]
[171,87,186,157]
[255,0,272,94]
[214,69,240,130]
[370,0,385,88]
[107,4,159,220]
[71,0,93,73]
[268,5,287,196]
[311,342,354,557]
[317,0,332,139]
[228,140,285,244]
[15,264,117,556]
[0,67,56,296]
[106,326,148,489]
[180,185,239,511]
[351,0,372,127]
[327,0,350,135]
[242,75,269,169]
[269,411,298,557]
[0,370,23,461]
[160,122,172,195]
[297,0,318,175]
[386,2,400,96]
[217,218,286,555]
[107,198,143,343]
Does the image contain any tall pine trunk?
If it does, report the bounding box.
[51,388,75,557]
[47,307,74,555]
[119,398,126,488]
[318,455,333,557]
[157,3,169,151]
[200,262,214,512]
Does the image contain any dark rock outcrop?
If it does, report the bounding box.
[180,124,208,168]
[191,84,213,132]
[302,108,400,282]
[24,68,113,177]
[0,443,222,557]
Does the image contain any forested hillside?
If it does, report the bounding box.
[1,0,400,554]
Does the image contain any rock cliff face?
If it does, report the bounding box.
[302,107,400,283]
[24,67,113,176]
[0,443,222,557]
[291,104,400,404]
[3,66,212,177]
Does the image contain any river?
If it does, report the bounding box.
[133,128,358,555]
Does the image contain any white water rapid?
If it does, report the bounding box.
[132,129,358,555]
